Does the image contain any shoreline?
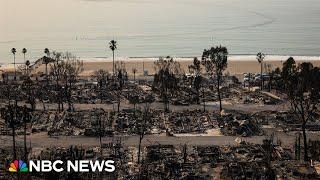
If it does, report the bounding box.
[1,55,320,76]
[1,55,320,66]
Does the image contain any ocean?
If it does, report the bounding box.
[1,0,320,64]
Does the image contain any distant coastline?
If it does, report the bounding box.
[1,55,320,67]
[2,55,320,77]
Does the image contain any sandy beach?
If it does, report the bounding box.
[1,56,320,77]
[79,57,320,78]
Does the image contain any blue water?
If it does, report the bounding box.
[1,0,320,63]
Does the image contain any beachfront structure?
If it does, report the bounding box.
[1,70,23,82]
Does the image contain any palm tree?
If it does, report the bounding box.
[257,52,265,90]
[22,48,27,74]
[11,48,17,80]
[22,48,27,61]
[44,48,50,57]
[44,48,50,76]
[25,60,30,76]
[109,40,117,75]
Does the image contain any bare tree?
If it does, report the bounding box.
[153,57,182,112]
[137,103,150,164]
[50,52,83,112]
[188,57,202,104]
[22,106,31,161]
[93,69,110,100]
[128,95,139,110]
[282,59,320,161]
[114,61,127,112]
[202,46,228,113]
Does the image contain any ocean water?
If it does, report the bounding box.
[1,0,320,64]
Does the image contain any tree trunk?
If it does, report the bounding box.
[163,90,169,112]
[42,100,46,111]
[202,88,206,112]
[260,63,263,90]
[12,124,17,160]
[217,75,222,113]
[134,73,136,82]
[302,121,309,161]
[117,98,120,113]
[24,120,27,161]
[45,64,48,78]
[113,51,115,75]
[164,102,166,112]
[99,117,102,156]
[138,134,143,164]
[14,55,16,80]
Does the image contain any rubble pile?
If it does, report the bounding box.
[310,140,320,161]
[218,111,263,137]
[274,111,320,131]
[31,110,110,136]
[135,144,212,179]
[0,119,8,135]
[123,84,155,104]
[241,90,282,105]
[167,110,218,134]
[30,109,167,136]
[111,110,164,135]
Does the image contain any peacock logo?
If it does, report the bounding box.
[8,160,29,173]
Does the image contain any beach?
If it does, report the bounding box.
[79,56,320,77]
[1,56,320,77]
[79,57,320,76]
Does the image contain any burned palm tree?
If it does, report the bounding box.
[22,48,28,75]
[43,48,53,81]
[109,40,117,75]
[25,60,30,76]
[257,52,265,90]
[44,48,50,57]
[11,48,17,80]
[22,48,27,62]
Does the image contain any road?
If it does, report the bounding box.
[2,131,319,149]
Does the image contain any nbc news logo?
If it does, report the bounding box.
[8,160,28,173]
[7,159,115,173]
